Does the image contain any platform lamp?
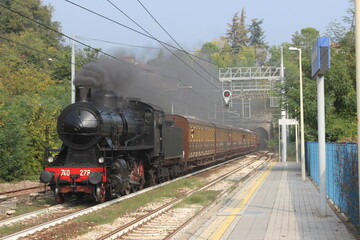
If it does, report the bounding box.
[289,47,306,182]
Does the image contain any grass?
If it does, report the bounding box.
[174,190,220,208]
[0,224,24,237]
[14,198,56,216]
[0,176,207,238]
[76,177,205,225]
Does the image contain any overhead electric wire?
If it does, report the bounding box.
[64,0,185,54]
[76,36,161,50]
[0,34,219,111]
[0,3,192,86]
[66,0,217,67]
[64,0,217,73]
[0,2,225,108]
[0,35,77,68]
[135,0,220,82]
[103,0,220,89]
[63,0,220,89]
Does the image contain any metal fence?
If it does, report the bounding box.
[306,142,359,229]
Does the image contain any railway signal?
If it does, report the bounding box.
[223,90,231,107]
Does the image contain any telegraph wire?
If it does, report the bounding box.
[76,35,209,53]
[0,35,76,68]
[0,3,225,109]
[0,3,190,86]
[64,0,181,54]
[0,34,218,111]
[135,0,218,66]
[95,0,217,66]
[103,0,220,89]
[64,0,220,90]
[135,0,220,84]
[76,36,161,50]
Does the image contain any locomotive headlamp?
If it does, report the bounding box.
[47,157,54,163]
[98,157,104,164]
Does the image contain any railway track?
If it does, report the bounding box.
[98,152,273,240]
[0,184,48,199]
[0,152,271,240]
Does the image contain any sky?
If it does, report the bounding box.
[42,0,351,59]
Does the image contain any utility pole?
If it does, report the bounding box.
[280,46,287,163]
[355,0,360,224]
[71,36,76,104]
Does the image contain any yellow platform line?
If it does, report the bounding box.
[209,161,276,240]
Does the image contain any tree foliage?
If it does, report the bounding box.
[248,18,266,46]
[224,9,249,54]
[285,12,356,142]
[0,1,356,182]
[201,8,268,67]
[0,0,96,181]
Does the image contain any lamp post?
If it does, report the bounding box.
[289,47,306,182]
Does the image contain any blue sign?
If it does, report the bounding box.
[311,37,330,78]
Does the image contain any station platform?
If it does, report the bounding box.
[184,161,358,240]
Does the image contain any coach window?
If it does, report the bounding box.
[190,127,195,139]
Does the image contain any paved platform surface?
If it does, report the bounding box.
[186,161,358,240]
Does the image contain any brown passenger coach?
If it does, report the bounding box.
[165,115,258,169]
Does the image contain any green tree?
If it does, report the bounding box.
[285,15,356,142]
[248,18,268,66]
[224,9,249,54]
[291,27,319,54]
[248,18,266,46]
[199,42,219,60]
[0,0,75,180]
[0,0,62,45]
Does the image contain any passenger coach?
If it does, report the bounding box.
[165,115,258,168]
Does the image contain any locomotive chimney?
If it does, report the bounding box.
[75,86,92,102]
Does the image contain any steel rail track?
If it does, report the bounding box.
[0,185,49,200]
[165,152,274,240]
[0,152,265,240]
[98,152,272,240]
[0,197,89,228]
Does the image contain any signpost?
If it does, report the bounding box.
[311,37,330,217]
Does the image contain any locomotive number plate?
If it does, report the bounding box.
[80,170,91,176]
[60,169,70,176]
[60,169,91,176]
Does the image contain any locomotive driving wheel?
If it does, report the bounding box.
[148,169,157,186]
[96,183,106,203]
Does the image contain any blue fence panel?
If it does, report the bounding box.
[306,142,359,229]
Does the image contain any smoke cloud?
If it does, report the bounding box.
[73,50,237,125]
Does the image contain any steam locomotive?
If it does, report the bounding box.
[40,86,258,204]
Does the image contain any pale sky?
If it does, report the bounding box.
[43,0,351,57]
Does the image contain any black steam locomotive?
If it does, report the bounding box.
[40,86,183,203]
[40,84,258,204]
